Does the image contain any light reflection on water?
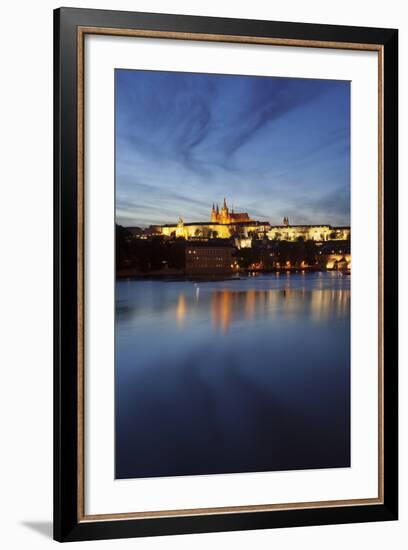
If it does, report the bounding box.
[173,287,350,334]
[115,272,350,479]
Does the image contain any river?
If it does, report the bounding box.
[115,272,350,479]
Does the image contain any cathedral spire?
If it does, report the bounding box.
[211,203,220,223]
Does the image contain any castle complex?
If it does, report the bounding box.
[158,199,350,245]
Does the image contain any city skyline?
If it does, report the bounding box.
[115,69,350,228]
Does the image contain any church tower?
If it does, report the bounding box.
[220,198,230,224]
[211,203,217,223]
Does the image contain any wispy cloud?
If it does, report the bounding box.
[115,70,350,227]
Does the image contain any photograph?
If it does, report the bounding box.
[114,68,351,480]
[50,5,398,543]
[0,0,402,545]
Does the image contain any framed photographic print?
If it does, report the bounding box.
[54,7,398,542]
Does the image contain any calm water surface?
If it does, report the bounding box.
[115,272,350,479]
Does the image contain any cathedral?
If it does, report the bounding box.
[210,199,251,224]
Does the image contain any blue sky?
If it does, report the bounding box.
[115,69,350,227]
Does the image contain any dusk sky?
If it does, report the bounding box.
[115,69,350,228]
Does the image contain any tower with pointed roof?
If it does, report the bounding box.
[220,198,229,224]
[211,203,217,223]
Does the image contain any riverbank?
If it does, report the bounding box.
[116,266,350,280]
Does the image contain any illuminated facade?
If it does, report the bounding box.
[210,198,251,224]
[158,204,350,243]
[267,224,350,242]
[317,241,351,271]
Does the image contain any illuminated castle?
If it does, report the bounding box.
[211,199,251,224]
[158,201,350,244]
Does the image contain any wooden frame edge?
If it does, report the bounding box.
[79,497,383,523]
[77,25,85,522]
[71,21,389,528]
[78,25,383,51]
